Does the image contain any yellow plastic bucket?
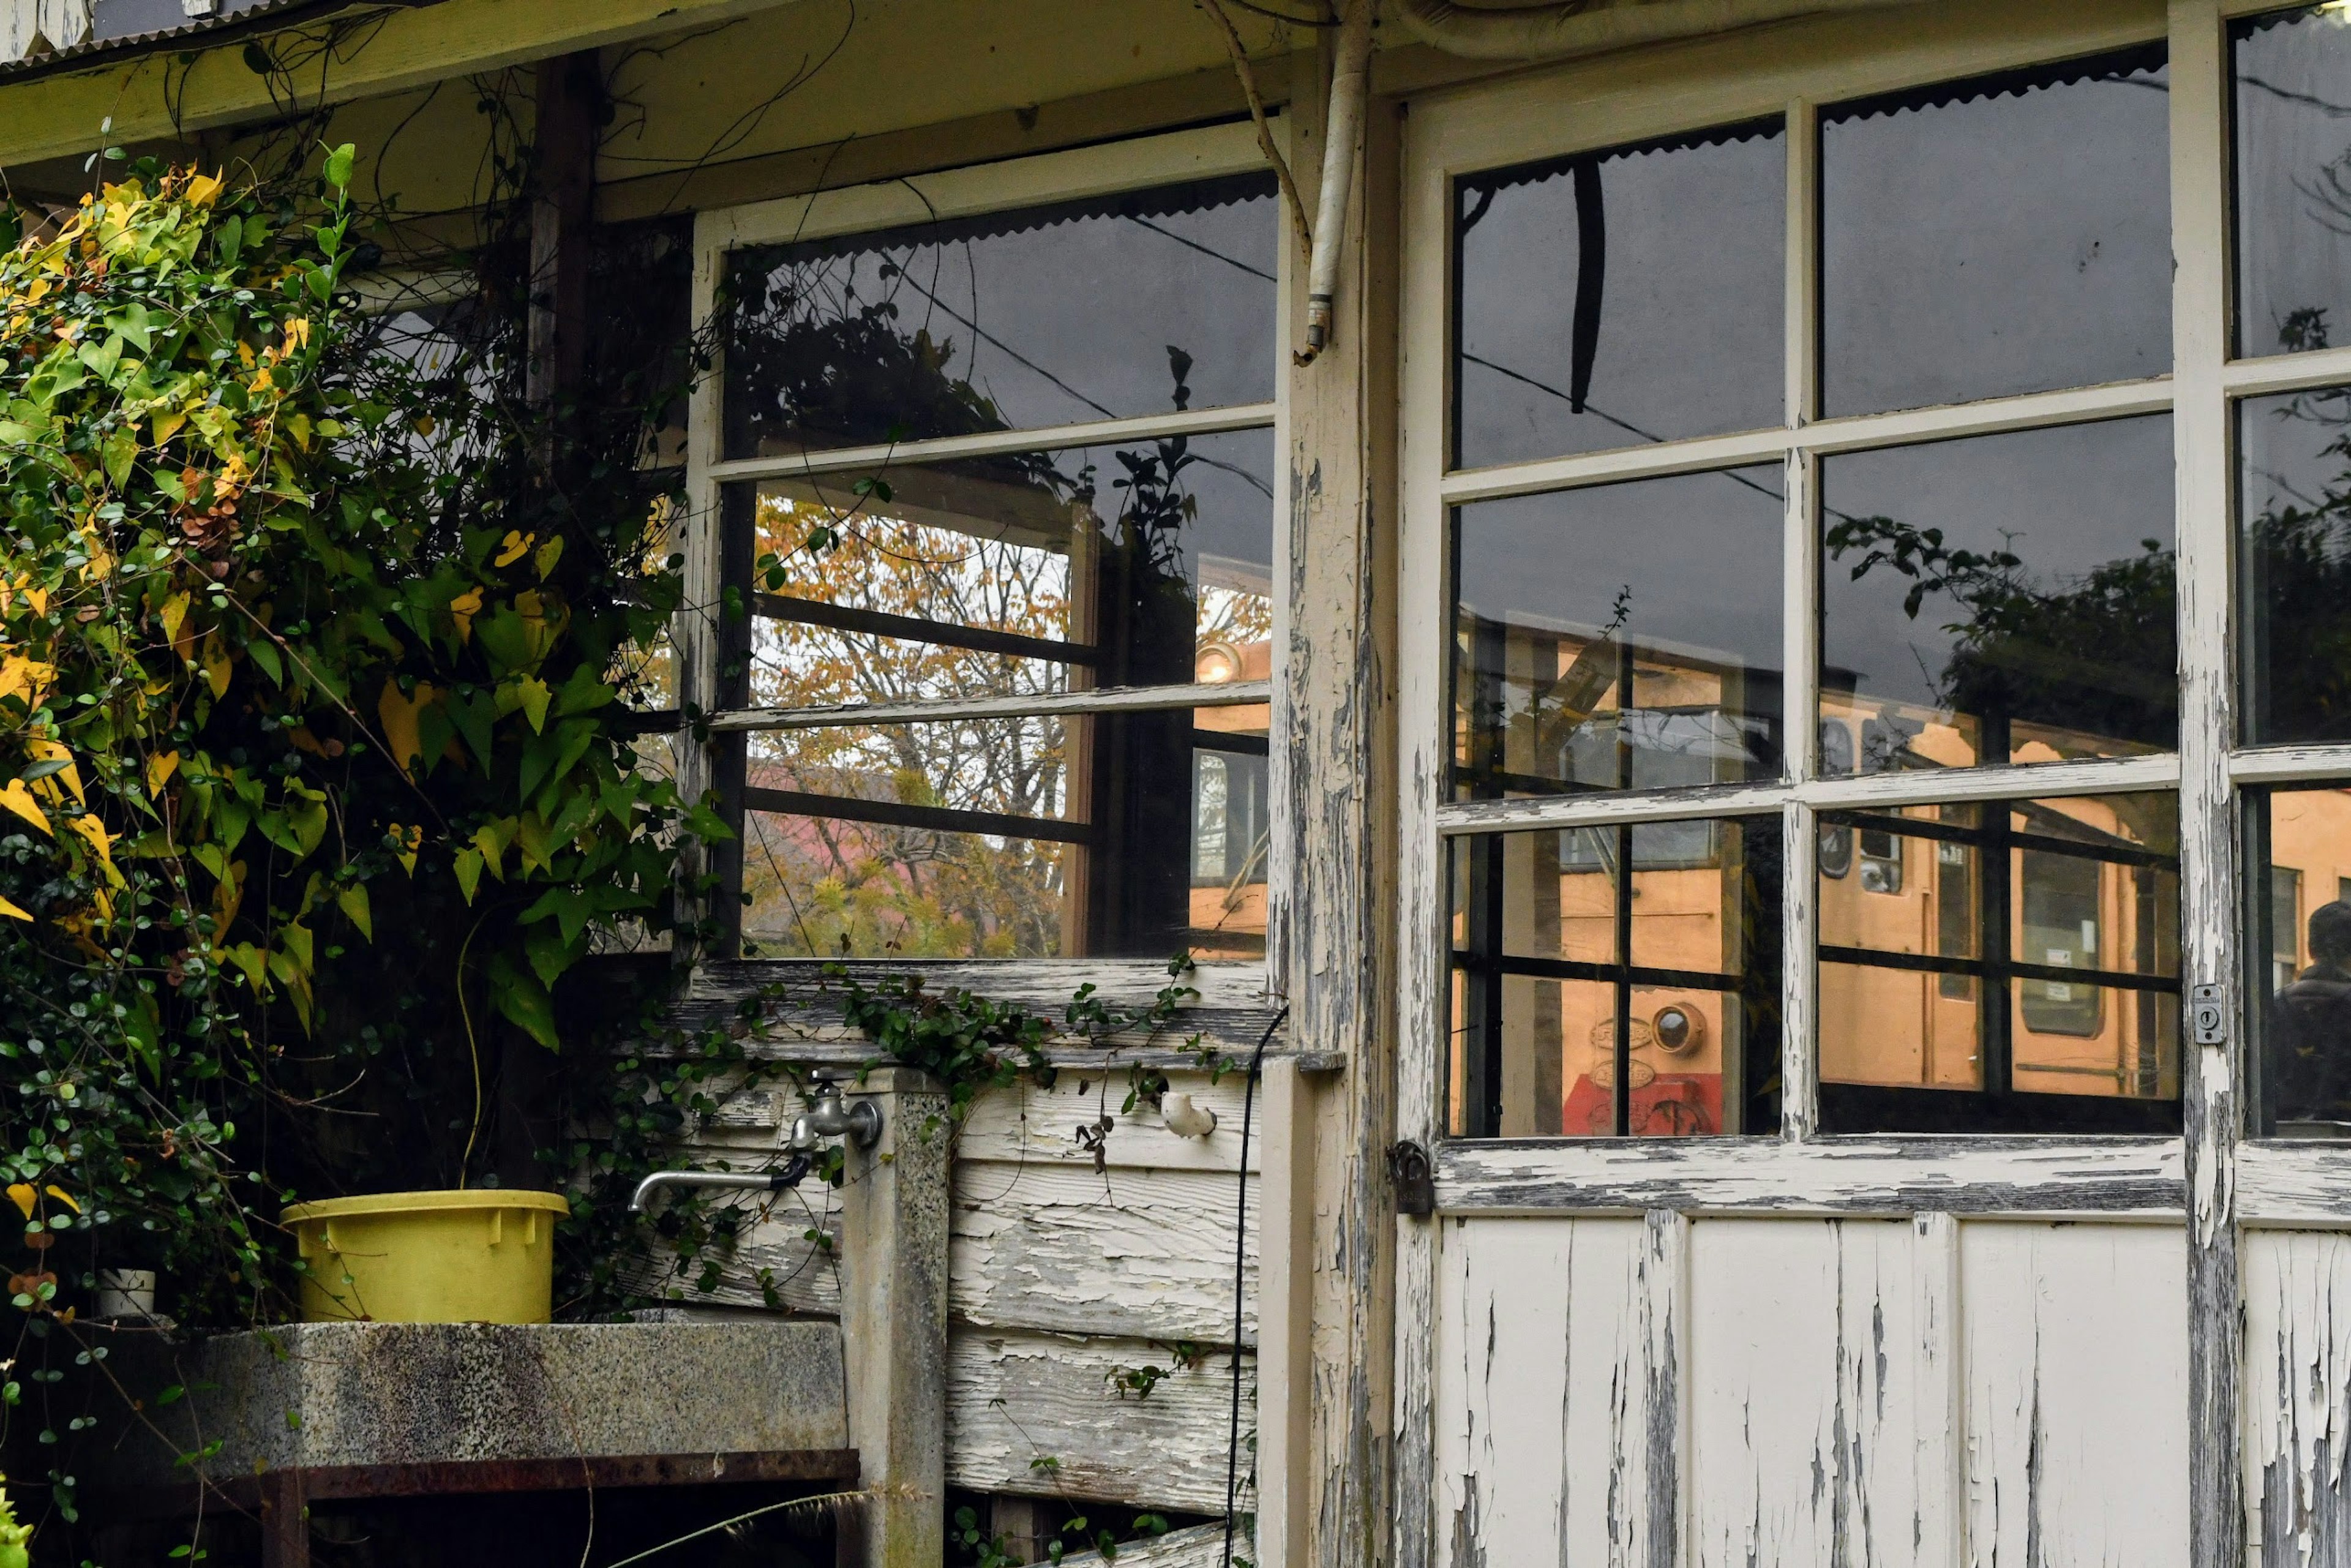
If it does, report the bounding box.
[282,1190,571,1324]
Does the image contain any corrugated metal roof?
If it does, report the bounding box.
[0,0,443,84]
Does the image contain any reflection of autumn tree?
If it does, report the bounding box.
[741,416,1251,957]
[1826,512,2177,763]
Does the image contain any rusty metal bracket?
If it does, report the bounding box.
[1387,1139,1436,1218]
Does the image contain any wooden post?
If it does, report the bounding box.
[1280,32,1401,1568]
[834,1068,951,1568]
[1254,1056,1322,1568]
[497,47,602,1189]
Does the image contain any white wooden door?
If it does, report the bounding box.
[1382,2,2351,1564]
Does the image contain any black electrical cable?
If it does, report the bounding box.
[1224,1001,1291,1568]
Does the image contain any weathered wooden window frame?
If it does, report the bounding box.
[673,121,1292,967]
[1398,0,2351,1222]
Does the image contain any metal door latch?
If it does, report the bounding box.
[2191,983,2227,1047]
[1387,1139,1435,1218]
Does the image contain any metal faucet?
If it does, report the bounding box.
[629,1157,810,1214]
[629,1075,882,1213]
[787,1072,883,1152]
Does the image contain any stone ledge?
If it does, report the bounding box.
[102,1319,849,1491]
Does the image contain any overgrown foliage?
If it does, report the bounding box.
[0,148,716,1536]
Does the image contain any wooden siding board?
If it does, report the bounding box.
[1960,1223,2189,1568]
[946,1326,1252,1514]
[949,1163,1259,1345]
[2244,1231,2351,1568]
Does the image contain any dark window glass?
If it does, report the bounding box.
[1448,816,1782,1139]
[731,712,1270,961]
[730,429,1275,707]
[1453,120,1785,468]
[1819,417,2177,773]
[721,174,1277,458]
[2247,784,2351,1137]
[2239,385,2351,745]
[1820,48,2172,416]
[1452,466,1785,801]
[2233,6,2351,356]
[1818,792,2181,1134]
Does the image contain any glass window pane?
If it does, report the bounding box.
[1453,119,1785,468]
[2239,384,2351,745]
[1447,815,1782,1139]
[1452,466,1785,800]
[2249,784,2351,1137]
[735,712,1269,959]
[1820,48,2171,416]
[1819,417,2177,773]
[1819,791,2181,1134]
[2233,6,2351,356]
[734,428,1275,697]
[721,174,1278,459]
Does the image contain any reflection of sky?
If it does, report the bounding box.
[2241,386,2351,522]
[1820,416,2174,712]
[735,178,1277,440]
[1454,465,1785,678]
[2236,9,2351,355]
[1457,125,1785,467]
[1823,54,2171,415]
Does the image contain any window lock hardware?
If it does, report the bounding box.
[1388,1139,1436,1218]
[2191,983,2227,1048]
[787,1071,885,1151]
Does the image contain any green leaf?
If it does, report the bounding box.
[101,427,137,491]
[336,882,372,942]
[486,953,558,1050]
[246,637,283,687]
[524,922,578,990]
[322,143,356,191]
[449,688,497,769]
[452,847,484,904]
[515,674,551,733]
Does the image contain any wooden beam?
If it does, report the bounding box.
[0,0,801,169]
[1279,31,1401,1568]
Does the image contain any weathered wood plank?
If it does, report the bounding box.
[950,1163,1258,1346]
[1056,1521,1248,1568]
[1434,1136,2185,1217]
[667,958,1324,1071]
[1910,1212,1963,1568]
[947,1327,1252,1514]
[2241,1230,2351,1568]
[956,1073,1266,1176]
[1960,1221,2189,1568]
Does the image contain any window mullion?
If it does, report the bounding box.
[2166,7,2244,1568]
[1782,94,1821,1142]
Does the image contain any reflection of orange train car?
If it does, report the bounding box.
[2260,789,2351,995]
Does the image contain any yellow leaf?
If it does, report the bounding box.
[27,741,81,806]
[387,822,419,876]
[471,823,506,882]
[184,170,223,207]
[158,590,189,650]
[377,678,431,778]
[0,895,31,922]
[448,587,482,643]
[42,1186,77,1214]
[6,1184,32,1219]
[0,780,49,837]
[213,858,246,934]
[199,629,233,699]
[151,408,186,447]
[144,749,179,796]
[534,535,564,579]
[493,531,533,568]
